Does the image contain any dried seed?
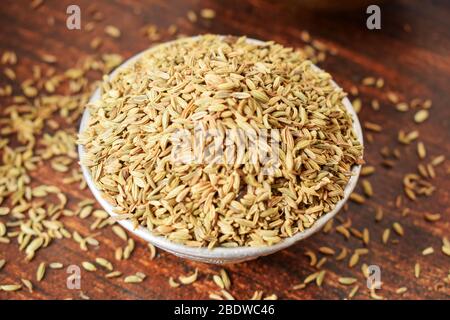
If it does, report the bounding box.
[375,207,384,222]
[105,271,122,278]
[349,85,358,95]
[95,257,113,271]
[41,54,57,64]
[382,229,390,244]
[213,275,224,289]
[304,272,319,284]
[123,238,135,259]
[336,225,350,239]
[396,287,408,294]
[300,30,311,42]
[136,272,146,280]
[364,122,382,132]
[0,284,22,291]
[3,67,16,80]
[148,243,156,260]
[186,10,197,22]
[348,285,359,298]
[362,228,370,245]
[169,277,180,288]
[349,253,359,268]
[338,277,357,285]
[82,261,97,272]
[36,262,46,281]
[221,289,235,300]
[304,250,317,266]
[361,264,370,278]
[352,98,362,113]
[376,78,384,88]
[90,37,103,50]
[392,222,404,236]
[319,246,335,255]
[30,0,43,9]
[105,25,121,38]
[370,289,384,300]
[178,269,198,285]
[112,225,128,241]
[21,279,33,293]
[381,159,395,168]
[423,99,432,109]
[0,222,5,237]
[361,180,373,197]
[350,228,363,239]
[442,246,450,257]
[316,270,326,286]
[424,213,441,222]
[371,99,380,110]
[355,248,369,256]
[124,275,143,283]
[115,247,123,261]
[422,247,434,255]
[349,193,365,204]
[427,164,435,178]
[25,237,44,259]
[414,263,420,278]
[396,102,409,112]
[417,142,426,159]
[316,257,327,269]
[414,109,429,123]
[220,269,231,290]
[362,77,375,86]
[293,283,306,290]
[443,237,450,248]
[336,248,348,261]
[79,205,93,219]
[387,92,399,103]
[323,219,334,233]
[200,8,216,19]
[49,262,64,269]
[209,292,224,300]
[431,155,445,166]
[360,166,375,176]
[404,187,416,201]
[80,291,90,300]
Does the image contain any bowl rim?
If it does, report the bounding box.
[78,36,364,261]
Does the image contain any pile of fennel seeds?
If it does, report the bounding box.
[78,35,363,248]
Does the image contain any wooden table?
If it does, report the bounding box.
[0,0,449,300]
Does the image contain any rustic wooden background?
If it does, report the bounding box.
[0,0,449,300]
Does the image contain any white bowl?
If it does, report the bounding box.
[78,36,363,264]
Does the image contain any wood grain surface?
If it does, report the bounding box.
[0,0,449,300]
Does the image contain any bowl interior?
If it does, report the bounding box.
[78,36,363,263]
